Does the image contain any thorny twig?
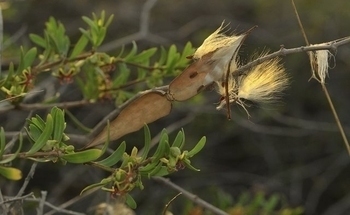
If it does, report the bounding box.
[153,176,229,215]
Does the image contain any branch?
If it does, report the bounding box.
[16,162,38,197]
[98,0,168,52]
[0,192,34,204]
[235,36,350,76]
[0,100,91,113]
[153,177,229,215]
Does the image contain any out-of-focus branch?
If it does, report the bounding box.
[153,176,229,215]
[99,0,168,52]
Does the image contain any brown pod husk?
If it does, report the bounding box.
[87,91,172,147]
[168,52,214,101]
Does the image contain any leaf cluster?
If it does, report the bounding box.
[0,106,206,209]
[0,11,194,105]
[81,124,206,209]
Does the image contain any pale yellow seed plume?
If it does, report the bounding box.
[237,57,289,103]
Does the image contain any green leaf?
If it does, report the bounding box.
[26,114,54,155]
[79,28,92,42]
[166,45,178,69]
[95,27,106,47]
[186,136,206,158]
[158,46,167,65]
[27,124,41,142]
[105,14,114,28]
[138,160,159,174]
[147,162,163,177]
[180,41,194,62]
[130,47,157,62]
[264,194,279,212]
[150,166,169,177]
[182,158,200,171]
[141,124,151,161]
[30,114,46,131]
[82,16,98,32]
[23,47,37,68]
[29,34,46,48]
[0,166,22,180]
[1,62,14,87]
[80,177,112,195]
[125,193,137,209]
[97,141,126,167]
[113,64,130,86]
[61,149,102,163]
[0,133,23,164]
[70,34,89,59]
[51,107,65,143]
[124,41,138,61]
[0,127,5,158]
[171,129,184,149]
[159,129,170,155]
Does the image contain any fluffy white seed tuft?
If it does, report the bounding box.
[237,57,289,103]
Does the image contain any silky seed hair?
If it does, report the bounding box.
[193,22,246,66]
[193,22,246,87]
[237,56,289,104]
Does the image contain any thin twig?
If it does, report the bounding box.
[235,37,350,76]
[0,99,91,112]
[0,192,35,204]
[162,192,182,215]
[153,177,228,215]
[321,85,350,154]
[37,191,47,215]
[291,0,310,45]
[5,111,33,152]
[99,0,166,52]
[21,198,86,215]
[0,189,7,213]
[44,187,99,215]
[16,162,38,197]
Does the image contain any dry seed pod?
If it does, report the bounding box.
[167,52,214,101]
[87,91,172,147]
[168,23,248,101]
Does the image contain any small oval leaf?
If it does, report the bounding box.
[70,35,89,59]
[29,34,46,48]
[187,136,206,158]
[61,149,102,163]
[27,114,54,155]
[140,124,151,161]
[125,193,137,209]
[97,141,126,167]
[0,166,22,180]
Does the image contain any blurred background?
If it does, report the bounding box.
[1,0,350,214]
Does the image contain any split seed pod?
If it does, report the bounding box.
[87,91,172,148]
[168,23,248,101]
